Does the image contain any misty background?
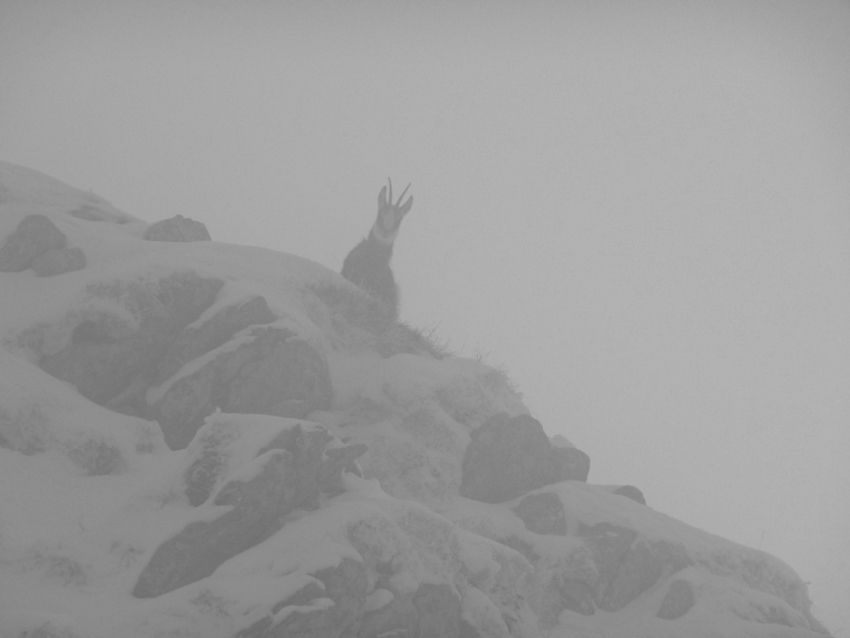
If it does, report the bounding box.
[1,1,848,633]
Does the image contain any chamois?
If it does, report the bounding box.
[341,178,413,320]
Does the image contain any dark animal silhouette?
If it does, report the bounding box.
[341,178,413,319]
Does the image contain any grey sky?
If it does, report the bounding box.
[2,0,849,632]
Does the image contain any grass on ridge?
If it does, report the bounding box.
[302,279,454,359]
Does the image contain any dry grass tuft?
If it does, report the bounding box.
[303,279,454,359]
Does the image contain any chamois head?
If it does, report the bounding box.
[372,178,413,244]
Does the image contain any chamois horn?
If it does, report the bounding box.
[387,178,412,208]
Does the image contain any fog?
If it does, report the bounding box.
[1,1,848,632]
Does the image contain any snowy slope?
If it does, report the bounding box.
[0,161,829,637]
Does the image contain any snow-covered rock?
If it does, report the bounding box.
[0,161,830,637]
[0,213,68,272]
[144,214,211,243]
[460,413,591,503]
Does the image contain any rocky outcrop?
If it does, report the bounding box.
[553,446,590,484]
[498,485,831,633]
[460,413,590,503]
[144,214,211,242]
[155,295,276,382]
[512,492,567,535]
[600,539,689,611]
[354,583,471,638]
[134,423,365,598]
[235,572,474,638]
[580,522,689,612]
[412,583,465,638]
[537,572,595,620]
[31,270,332,451]
[104,293,279,420]
[120,411,536,636]
[505,508,696,621]
[579,522,636,609]
[0,214,67,271]
[613,485,646,505]
[240,558,369,638]
[359,591,417,638]
[656,578,695,620]
[40,272,224,405]
[182,420,365,508]
[153,326,333,449]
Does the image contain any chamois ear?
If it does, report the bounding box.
[378,185,388,208]
[399,196,413,216]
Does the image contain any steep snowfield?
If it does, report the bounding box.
[0,161,828,637]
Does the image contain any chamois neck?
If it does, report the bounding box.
[369,222,399,247]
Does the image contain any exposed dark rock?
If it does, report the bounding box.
[182,420,365,507]
[134,425,334,598]
[537,570,596,624]
[580,522,690,612]
[216,328,329,421]
[154,326,333,450]
[358,591,417,638]
[414,583,463,638]
[558,579,596,616]
[104,376,149,418]
[613,485,646,505]
[144,214,211,242]
[32,246,86,277]
[460,413,552,503]
[0,214,67,271]
[238,558,369,638]
[213,424,331,508]
[134,451,295,598]
[552,446,590,482]
[460,413,589,503]
[40,273,224,405]
[460,619,484,638]
[513,492,567,535]
[579,522,636,607]
[319,443,368,495]
[183,424,238,507]
[601,540,688,611]
[236,582,329,638]
[354,583,477,638]
[656,578,695,620]
[277,559,368,637]
[44,336,149,405]
[236,615,274,637]
[156,296,277,383]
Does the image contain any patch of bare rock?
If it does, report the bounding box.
[25,270,331,451]
[0,214,84,276]
[144,214,211,242]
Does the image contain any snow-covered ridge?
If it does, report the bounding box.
[0,161,830,637]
